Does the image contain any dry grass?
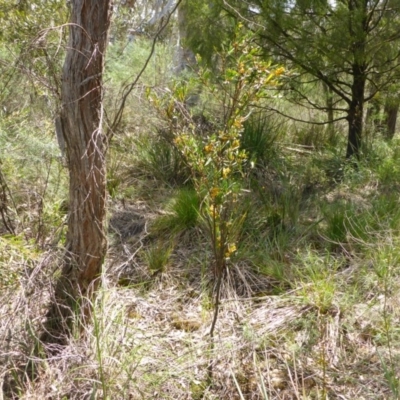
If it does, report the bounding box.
[2,129,400,399]
[2,201,400,399]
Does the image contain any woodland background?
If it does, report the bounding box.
[1,0,400,399]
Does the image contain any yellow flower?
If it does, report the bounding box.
[209,204,219,216]
[228,243,237,253]
[225,243,237,258]
[219,134,230,142]
[233,118,243,129]
[222,167,231,178]
[232,139,240,149]
[204,144,214,153]
[210,187,220,198]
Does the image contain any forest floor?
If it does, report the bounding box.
[2,159,400,399]
[1,40,400,400]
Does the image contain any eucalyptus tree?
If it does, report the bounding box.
[223,0,400,158]
[44,0,113,341]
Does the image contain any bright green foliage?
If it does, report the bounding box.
[153,188,200,236]
[171,188,200,228]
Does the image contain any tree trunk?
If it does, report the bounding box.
[346,0,367,160]
[175,2,196,74]
[383,98,399,140]
[346,70,366,159]
[346,95,364,160]
[43,0,112,343]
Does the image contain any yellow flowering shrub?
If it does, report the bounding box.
[150,26,284,281]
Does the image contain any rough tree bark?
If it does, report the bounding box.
[345,0,367,160]
[43,0,113,343]
[346,63,366,159]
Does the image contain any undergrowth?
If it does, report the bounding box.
[2,35,400,400]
